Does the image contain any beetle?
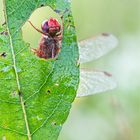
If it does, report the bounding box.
[28,17,62,59]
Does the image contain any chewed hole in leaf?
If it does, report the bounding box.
[10,91,18,98]
[46,89,51,95]
[0,52,7,57]
[40,4,45,7]
[22,6,62,60]
[47,90,51,93]
[51,121,57,126]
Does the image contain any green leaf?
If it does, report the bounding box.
[0,0,79,140]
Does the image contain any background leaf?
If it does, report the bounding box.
[0,0,79,140]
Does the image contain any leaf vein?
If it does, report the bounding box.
[0,125,27,136]
[25,65,55,102]
[8,0,26,16]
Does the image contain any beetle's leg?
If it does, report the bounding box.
[55,32,62,41]
[31,48,38,54]
[56,31,62,36]
[28,21,50,37]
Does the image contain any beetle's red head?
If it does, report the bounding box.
[41,18,61,37]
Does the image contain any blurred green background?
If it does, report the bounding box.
[1,0,140,140]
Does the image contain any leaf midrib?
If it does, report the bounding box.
[3,0,31,139]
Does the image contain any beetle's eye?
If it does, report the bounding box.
[41,20,49,33]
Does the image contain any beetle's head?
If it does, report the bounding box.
[41,17,61,37]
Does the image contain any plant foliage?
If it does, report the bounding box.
[0,0,79,139]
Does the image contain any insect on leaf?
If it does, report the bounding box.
[0,0,79,140]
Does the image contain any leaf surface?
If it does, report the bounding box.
[0,0,79,140]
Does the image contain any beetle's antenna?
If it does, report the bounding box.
[28,21,50,37]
